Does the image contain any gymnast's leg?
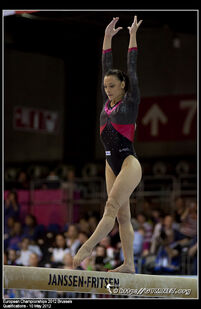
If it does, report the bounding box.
[73,160,116,268]
[105,159,117,201]
[73,155,142,269]
[108,156,141,273]
[109,200,135,273]
[105,161,135,273]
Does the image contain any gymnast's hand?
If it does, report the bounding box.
[104,17,123,38]
[127,15,143,34]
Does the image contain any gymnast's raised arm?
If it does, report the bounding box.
[101,17,123,101]
[127,16,143,105]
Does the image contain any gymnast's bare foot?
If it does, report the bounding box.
[108,264,135,274]
[73,245,92,269]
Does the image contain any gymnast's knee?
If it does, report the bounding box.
[103,197,120,219]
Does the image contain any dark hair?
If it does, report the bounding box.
[54,233,68,249]
[105,69,129,92]
[8,190,19,204]
[25,214,37,227]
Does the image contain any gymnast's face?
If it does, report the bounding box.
[104,75,125,101]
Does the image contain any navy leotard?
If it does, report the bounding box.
[100,47,140,176]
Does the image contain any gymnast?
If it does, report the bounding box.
[73,16,143,273]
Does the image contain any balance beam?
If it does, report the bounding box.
[3,265,197,298]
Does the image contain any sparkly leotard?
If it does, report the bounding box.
[100,47,140,176]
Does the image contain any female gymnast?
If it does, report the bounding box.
[73,16,143,273]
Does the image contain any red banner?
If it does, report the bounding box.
[4,190,68,227]
[137,95,197,142]
[13,106,59,134]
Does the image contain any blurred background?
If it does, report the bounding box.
[3,10,197,299]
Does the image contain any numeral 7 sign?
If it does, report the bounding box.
[137,95,197,142]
